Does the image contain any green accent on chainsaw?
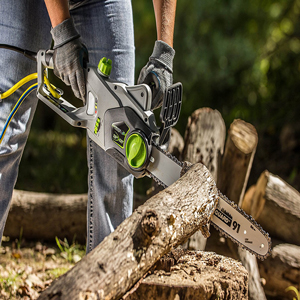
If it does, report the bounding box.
[126,133,147,169]
[98,57,112,77]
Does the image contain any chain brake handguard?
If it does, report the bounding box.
[158,82,183,146]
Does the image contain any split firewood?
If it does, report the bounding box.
[242,170,300,246]
[182,108,226,251]
[218,119,258,207]
[37,163,219,300]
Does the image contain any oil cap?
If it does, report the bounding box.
[98,57,112,77]
[126,133,147,169]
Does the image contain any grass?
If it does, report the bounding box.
[0,238,86,299]
[55,237,85,264]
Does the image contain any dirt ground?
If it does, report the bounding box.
[0,237,84,300]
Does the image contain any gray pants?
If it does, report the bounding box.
[0,0,135,253]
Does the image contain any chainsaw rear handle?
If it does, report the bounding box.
[37,49,90,128]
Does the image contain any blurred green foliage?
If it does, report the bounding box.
[16,0,300,193]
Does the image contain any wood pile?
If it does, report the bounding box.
[4,107,300,299]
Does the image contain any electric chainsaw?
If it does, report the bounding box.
[2,47,272,260]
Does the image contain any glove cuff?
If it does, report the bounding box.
[150,40,175,73]
[51,18,80,49]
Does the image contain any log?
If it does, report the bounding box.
[169,128,185,161]
[258,242,300,299]
[217,119,258,207]
[4,190,87,244]
[4,190,145,244]
[243,170,300,246]
[241,185,256,216]
[216,119,266,300]
[123,249,249,300]
[182,108,226,250]
[182,108,225,181]
[38,163,219,300]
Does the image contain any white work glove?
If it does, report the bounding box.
[137,40,175,110]
[51,18,88,101]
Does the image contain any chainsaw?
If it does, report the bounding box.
[1,47,272,260]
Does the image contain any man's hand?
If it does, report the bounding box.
[51,18,88,101]
[137,40,175,110]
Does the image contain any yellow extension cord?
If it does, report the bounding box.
[0,72,61,144]
[0,73,38,100]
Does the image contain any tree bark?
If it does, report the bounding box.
[217,119,258,206]
[37,163,219,300]
[182,108,226,251]
[217,119,266,300]
[123,249,249,300]
[243,171,300,246]
[258,242,300,299]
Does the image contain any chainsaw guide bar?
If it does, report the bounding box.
[147,145,272,260]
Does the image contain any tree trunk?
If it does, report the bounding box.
[217,119,266,300]
[123,249,249,300]
[182,108,226,251]
[258,242,300,300]
[243,170,300,246]
[217,119,258,206]
[37,163,219,300]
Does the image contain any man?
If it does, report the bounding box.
[0,0,177,253]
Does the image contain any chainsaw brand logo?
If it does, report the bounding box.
[214,208,233,227]
[112,122,130,149]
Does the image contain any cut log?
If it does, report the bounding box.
[258,242,300,299]
[241,185,256,215]
[169,128,185,161]
[182,108,225,181]
[182,108,226,251]
[4,190,145,244]
[217,119,258,207]
[244,171,300,246]
[216,119,266,300]
[123,249,249,300]
[38,163,219,300]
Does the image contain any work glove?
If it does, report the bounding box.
[137,40,175,110]
[51,18,88,101]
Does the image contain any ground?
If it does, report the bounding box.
[0,237,84,300]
